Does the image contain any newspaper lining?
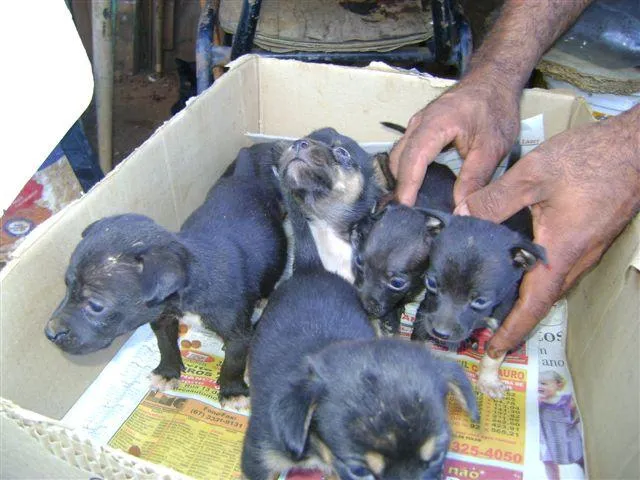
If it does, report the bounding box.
[63,114,587,480]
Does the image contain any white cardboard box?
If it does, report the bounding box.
[1,56,638,479]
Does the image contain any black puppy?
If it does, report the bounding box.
[351,157,456,334]
[45,145,287,406]
[242,186,478,479]
[413,210,546,398]
[277,127,382,284]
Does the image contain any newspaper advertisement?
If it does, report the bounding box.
[63,114,586,480]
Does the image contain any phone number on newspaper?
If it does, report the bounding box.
[450,441,523,463]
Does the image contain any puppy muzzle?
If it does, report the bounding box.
[363,298,387,317]
[44,316,112,354]
[44,317,70,343]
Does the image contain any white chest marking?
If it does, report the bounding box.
[309,220,355,284]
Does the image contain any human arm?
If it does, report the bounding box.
[390,0,593,206]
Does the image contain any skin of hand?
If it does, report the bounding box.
[456,105,640,359]
[388,72,521,206]
[389,0,593,207]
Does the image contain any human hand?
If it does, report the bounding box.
[389,72,521,206]
[457,106,640,358]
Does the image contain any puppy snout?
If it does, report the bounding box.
[293,139,309,153]
[45,319,70,342]
[365,299,383,316]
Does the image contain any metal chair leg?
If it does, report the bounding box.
[230,0,264,61]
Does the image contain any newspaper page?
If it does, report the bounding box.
[63,114,586,480]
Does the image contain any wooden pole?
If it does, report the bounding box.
[91,0,114,173]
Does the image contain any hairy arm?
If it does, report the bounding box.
[469,0,594,93]
[390,0,594,206]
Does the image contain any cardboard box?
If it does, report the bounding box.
[1,56,638,479]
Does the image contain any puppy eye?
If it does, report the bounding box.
[349,465,372,479]
[425,275,438,294]
[388,276,408,291]
[354,253,364,269]
[86,299,105,314]
[470,297,491,311]
[333,146,351,164]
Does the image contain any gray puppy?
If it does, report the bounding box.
[45,144,287,405]
[351,158,456,334]
[242,186,478,480]
[413,210,546,397]
[278,127,382,283]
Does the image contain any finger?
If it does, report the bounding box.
[487,249,571,357]
[456,155,542,223]
[453,147,506,206]
[388,129,410,179]
[561,241,607,291]
[394,130,456,206]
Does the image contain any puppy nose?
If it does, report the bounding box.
[365,300,382,316]
[432,328,451,340]
[44,321,69,342]
[293,139,309,153]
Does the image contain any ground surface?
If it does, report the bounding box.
[83,71,180,167]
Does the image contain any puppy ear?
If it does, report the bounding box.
[136,243,189,306]
[351,201,395,249]
[81,218,108,238]
[441,361,479,423]
[273,357,327,459]
[511,242,547,270]
[308,127,339,144]
[417,208,450,237]
[371,152,396,193]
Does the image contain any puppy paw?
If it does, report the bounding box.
[220,395,251,411]
[219,379,250,409]
[149,373,181,391]
[477,374,509,399]
[477,352,508,399]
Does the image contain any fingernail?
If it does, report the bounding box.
[455,202,470,216]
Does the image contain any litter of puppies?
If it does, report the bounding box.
[47,127,547,479]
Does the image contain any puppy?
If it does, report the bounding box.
[277,127,381,283]
[44,145,288,405]
[351,157,456,334]
[242,187,478,480]
[413,210,546,398]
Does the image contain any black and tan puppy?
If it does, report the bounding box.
[44,145,288,405]
[242,187,478,480]
[351,158,456,334]
[413,209,546,398]
[277,127,382,283]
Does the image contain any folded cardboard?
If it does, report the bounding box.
[0,56,638,479]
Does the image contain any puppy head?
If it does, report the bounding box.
[278,128,379,229]
[415,216,546,343]
[44,215,189,354]
[351,204,447,317]
[275,339,478,479]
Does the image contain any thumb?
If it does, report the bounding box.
[486,246,570,358]
[453,148,505,206]
[455,158,540,223]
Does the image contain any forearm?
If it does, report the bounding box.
[612,104,640,208]
[465,0,593,92]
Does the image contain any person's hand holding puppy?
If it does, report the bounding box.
[457,105,640,359]
[389,0,593,207]
[388,71,520,207]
